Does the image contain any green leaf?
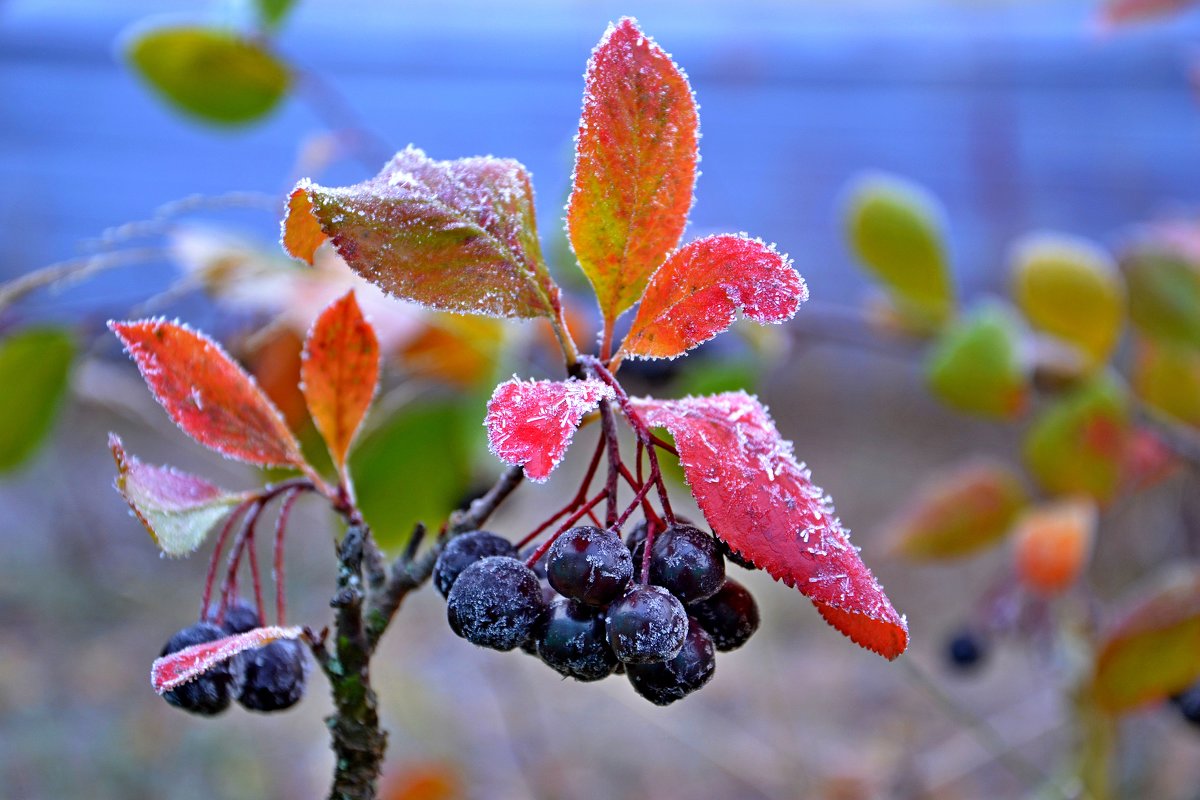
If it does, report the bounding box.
[0,328,74,472]
[926,304,1028,419]
[1023,377,1130,503]
[349,400,473,551]
[1133,338,1200,428]
[256,0,297,29]
[1010,233,1125,369]
[844,173,955,327]
[1123,247,1200,350]
[126,26,290,126]
[672,358,761,398]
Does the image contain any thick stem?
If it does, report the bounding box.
[600,400,622,527]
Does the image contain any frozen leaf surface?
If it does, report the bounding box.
[567,17,698,324]
[632,393,908,659]
[621,235,807,360]
[151,625,302,693]
[302,291,380,471]
[486,378,614,482]
[110,434,247,557]
[284,147,561,319]
[110,319,304,467]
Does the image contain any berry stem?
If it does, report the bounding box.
[600,399,622,528]
[246,516,266,627]
[200,500,253,621]
[515,432,605,550]
[523,489,607,568]
[274,487,302,626]
[217,500,266,622]
[613,471,656,531]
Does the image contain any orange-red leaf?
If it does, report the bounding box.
[621,235,807,360]
[1012,499,1097,596]
[566,17,698,324]
[301,291,380,471]
[284,147,560,319]
[110,319,304,467]
[485,378,614,482]
[632,393,908,659]
[151,625,303,694]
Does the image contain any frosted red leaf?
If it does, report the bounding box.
[485,378,614,482]
[631,392,908,659]
[621,235,807,360]
[566,17,699,325]
[109,319,305,467]
[283,146,561,320]
[302,291,380,471]
[151,625,303,694]
[110,434,248,557]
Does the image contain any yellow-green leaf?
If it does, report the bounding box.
[844,173,954,327]
[1010,233,1124,370]
[926,304,1028,419]
[885,459,1027,560]
[126,26,290,126]
[1023,377,1130,503]
[0,327,74,472]
[1092,567,1200,713]
[1133,337,1200,428]
[1123,247,1200,350]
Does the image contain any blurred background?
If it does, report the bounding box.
[4,0,1200,798]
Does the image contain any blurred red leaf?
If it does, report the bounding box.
[1099,0,1199,27]
[284,147,561,319]
[621,235,807,360]
[485,378,614,482]
[566,17,698,325]
[302,291,380,471]
[633,393,908,659]
[152,625,303,693]
[110,319,305,467]
[1012,499,1097,596]
[109,433,248,557]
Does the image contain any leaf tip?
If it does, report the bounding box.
[282,183,328,265]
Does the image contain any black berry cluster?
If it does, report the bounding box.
[158,598,309,716]
[436,523,760,706]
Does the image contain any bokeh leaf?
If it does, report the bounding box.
[1012,499,1096,596]
[885,459,1027,561]
[1123,246,1200,350]
[633,392,908,659]
[256,0,298,29]
[1023,377,1130,503]
[1010,233,1124,370]
[399,313,506,389]
[1133,337,1200,428]
[844,173,954,327]
[926,304,1028,419]
[566,17,698,325]
[126,26,289,126]
[0,327,74,472]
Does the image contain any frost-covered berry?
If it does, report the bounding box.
[218,598,261,635]
[547,526,633,606]
[238,639,308,712]
[945,628,987,672]
[688,578,759,651]
[606,584,688,664]
[446,556,548,651]
[160,622,238,716]
[433,530,516,598]
[626,617,716,706]
[649,524,726,603]
[536,597,618,681]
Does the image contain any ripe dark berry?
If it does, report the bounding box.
[687,578,759,651]
[717,539,758,571]
[546,526,633,606]
[237,639,308,712]
[626,617,716,705]
[536,597,618,681]
[218,598,261,635]
[433,530,516,598]
[945,628,988,672]
[606,584,688,664]
[649,524,726,603]
[160,622,238,716]
[446,556,548,651]
[1170,684,1200,727]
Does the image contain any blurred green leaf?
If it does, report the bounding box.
[672,359,760,398]
[1023,377,1130,503]
[1011,233,1125,369]
[1123,248,1200,350]
[256,0,298,29]
[1134,337,1200,428]
[126,26,290,126]
[350,400,472,551]
[926,304,1028,419]
[0,328,74,472]
[844,173,954,328]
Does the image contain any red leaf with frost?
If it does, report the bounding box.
[109,319,305,467]
[621,235,807,360]
[283,146,561,320]
[151,625,303,694]
[302,290,380,472]
[631,392,908,659]
[486,378,614,482]
[567,17,699,325]
[110,434,248,557]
